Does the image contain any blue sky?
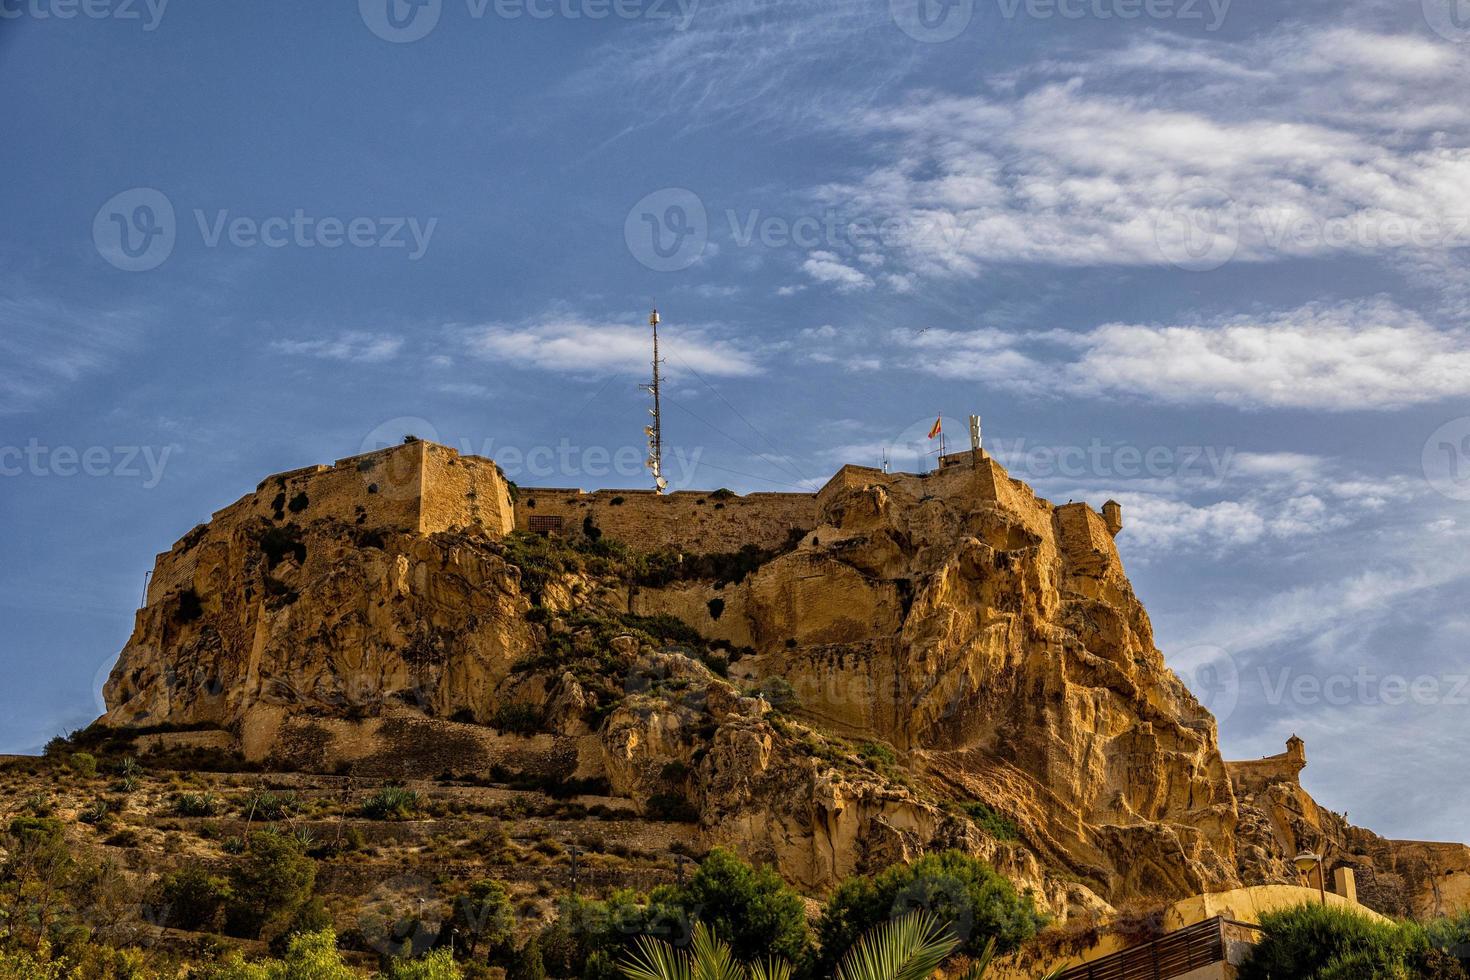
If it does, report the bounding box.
[2,0,1469,843]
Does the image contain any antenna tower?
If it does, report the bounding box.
[640,308,668,493]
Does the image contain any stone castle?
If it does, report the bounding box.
[145,437,1127,606]
[104,434,1470,923]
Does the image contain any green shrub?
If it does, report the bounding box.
[1427,913,1470,970]
[1239,902,1435,980]
[174,792,222,817]
[362,786,421,820]
[960,801,1020,841]
[194,928,356,980]
[78,798,110,825]
[68,752,98,778]
[857,741,897,768]
[815,850,1045,975]
[240,790,300,821]
[382,949,465,979]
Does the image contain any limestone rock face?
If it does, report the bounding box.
[103,519,537,743]
[633,465,1239,906]
[99,442,1470,918]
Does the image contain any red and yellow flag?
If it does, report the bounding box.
[927,416,942,439]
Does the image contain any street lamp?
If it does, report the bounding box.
[1294,852,1327,904]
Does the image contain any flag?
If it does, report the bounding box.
[927,416,942,439]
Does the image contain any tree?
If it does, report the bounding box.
[664,848,811,967]
[507,937,547,980]
[538,890,671,979]
[815,851,1044,976]
[224,832,320,943]
[1,817,77,950]
[148,865,229,932]
[447,880,516,961]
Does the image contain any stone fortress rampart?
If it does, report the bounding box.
[143,439,1128,600]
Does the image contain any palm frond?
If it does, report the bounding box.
[620,932,694,980]
[834,911,961,980]
[689,922,747,980]
[955,936,998,980]
[749,958,794,980]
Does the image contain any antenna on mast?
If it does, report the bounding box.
[639,307,668,493]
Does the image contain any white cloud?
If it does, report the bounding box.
[906,299,1470,411]
[271,332,404,363]
[801,251,873,292]
[461,313,759,377]
[764,26,1470,282]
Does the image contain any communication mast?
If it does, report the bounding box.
[639,308,668,493]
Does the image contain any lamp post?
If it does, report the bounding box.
[1294,852,1327,904]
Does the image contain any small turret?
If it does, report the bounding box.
[1102,499,1123,537]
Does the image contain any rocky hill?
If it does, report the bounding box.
[95,439,1470,922]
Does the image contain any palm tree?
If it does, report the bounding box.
[618,911,1065,980]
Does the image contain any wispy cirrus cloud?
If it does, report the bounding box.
[0,292,147,414]
[271,332,404,363]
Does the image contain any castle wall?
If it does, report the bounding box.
[1054,502,1121,579]
[144,441,512,606]
[418,443,515,536]
[514,487,820,554]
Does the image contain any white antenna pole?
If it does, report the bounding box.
[640,308,667,493]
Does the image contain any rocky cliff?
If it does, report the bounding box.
[99,440,1470,921]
